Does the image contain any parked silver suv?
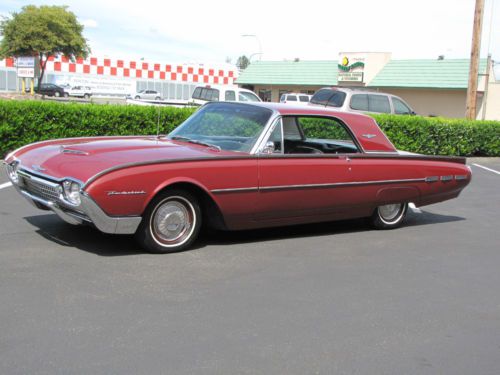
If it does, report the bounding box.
[310,87,415,115]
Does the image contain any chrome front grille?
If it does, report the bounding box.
[19,172,61,202]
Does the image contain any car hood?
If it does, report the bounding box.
[12,136,241,183]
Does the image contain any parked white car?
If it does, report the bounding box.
[191,85,261,105]
[127,90,162,101]
[280,92,312,105]
[65,86,92,99]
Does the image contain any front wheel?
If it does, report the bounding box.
[54,91,61,97]
[369,202,408,229]
[135,190,202,253]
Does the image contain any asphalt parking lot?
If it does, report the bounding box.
[1,158,499,374]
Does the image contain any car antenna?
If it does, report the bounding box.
[156,105,161,139]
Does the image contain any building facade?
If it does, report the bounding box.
[236,53,499,120]
[0,56,239,101]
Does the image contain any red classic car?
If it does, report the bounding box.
[4,102,471,253]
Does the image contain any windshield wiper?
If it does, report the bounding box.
[170,136,221,151]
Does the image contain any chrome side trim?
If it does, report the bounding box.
[258,178,426,192]
[80,193,142,234]
[441,175,453,182]
[211,178,426,194]
[425,176,439,183]
[211,187,259,194]
[455,175,468,180]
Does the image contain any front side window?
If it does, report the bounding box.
[271,116,359,154]
[392,97,412,114]
[238,91,260,102]
[287,95,297,101]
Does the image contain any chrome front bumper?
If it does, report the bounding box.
[12,177,142,235]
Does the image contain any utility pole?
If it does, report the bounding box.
[465,0,485,120]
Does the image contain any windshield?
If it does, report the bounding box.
[310,89,346,108]
[168,102,273,153]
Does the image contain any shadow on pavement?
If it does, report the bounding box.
[24,209,465,256]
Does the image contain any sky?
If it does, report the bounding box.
[1,0,499,76]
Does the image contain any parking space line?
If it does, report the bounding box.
[409,202,422,213]
[0,182,12,190]
[472,163,500,175]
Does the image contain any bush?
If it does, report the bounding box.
[0,100,195,157]
[372,114,500,156]
[1,100,499,157]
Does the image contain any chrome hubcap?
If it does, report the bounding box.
[378,203,402,222]
[151,197,194,246]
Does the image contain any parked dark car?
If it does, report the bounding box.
[35,83,66,97]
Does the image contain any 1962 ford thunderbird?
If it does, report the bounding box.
[4,102,471,253]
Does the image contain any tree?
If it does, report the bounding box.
[0,5,90,90]
[236,55,250,70]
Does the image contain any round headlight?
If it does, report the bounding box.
[7,161,19,184]
[62,180,81,205]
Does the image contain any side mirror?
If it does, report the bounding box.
[261,141,275,154]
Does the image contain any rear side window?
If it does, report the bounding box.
[350,94,391,113]
[299,95,310,102]
[287,95,297,101]
[350,94,369,111]
[193,87,219,101]
[368,95,390,113]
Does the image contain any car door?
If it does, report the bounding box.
[255,116,361,223]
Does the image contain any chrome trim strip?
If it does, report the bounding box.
[425,176,439,183]
[455,175,468,180]
[211,187,259,194]
[211,178,426,194]
[441,175,453,182]
[258,178,426,192]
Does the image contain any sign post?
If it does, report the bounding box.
[16,56,39,95]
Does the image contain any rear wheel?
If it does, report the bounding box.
[155,96,161,101]
[369,202,408,229]
[54,91,61,97]
[84,93,90,99]
[135,189,201,253]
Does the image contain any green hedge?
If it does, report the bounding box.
[0,100,196,157]
[1,100,499,157]
[373,114,500,156]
